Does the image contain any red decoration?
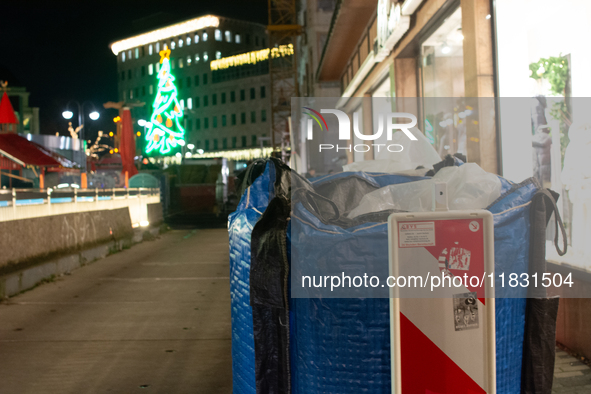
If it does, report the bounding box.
[119,108,138,178]
[0,92,18,124]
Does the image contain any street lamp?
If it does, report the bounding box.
[61,101,101,143]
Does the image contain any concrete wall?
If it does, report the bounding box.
[556,298,591,361]
[0,208,133,275]
[0,195,160,225]
[549,263,591,361]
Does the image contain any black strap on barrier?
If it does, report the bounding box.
[249,158,292,394]
[522,188,566,394]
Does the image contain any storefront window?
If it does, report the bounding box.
[420,7,466,158]
[496,0,591,265]
[372,77,393,161]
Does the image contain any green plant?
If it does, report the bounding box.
[529,55,572,167]
[529,55,569,96]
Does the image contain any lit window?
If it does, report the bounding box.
[135,48,139,58]
[195,54,200,63]
[149,44,153,55]
[149,85,153,95]
[179,58,184,68]
[187,36,191,45]
[156,62,160,72]
[122,52,126,62]
[156,42,160,52]
[179,38,184,47]
[171,40,176,50]
[187,55,192,65]
[171,60,175,69]
[202,32,208,41]
[203,52,208,61]
[180,99,185,109]
[128,49,132,59]
[235,34,241,43]
[194,33,199,43]
[225,31,232,42]
[216,51,222,60]
[130,89,134,99]
[188,98,193,109]
[215,29,222,41]
[148,64,153,75]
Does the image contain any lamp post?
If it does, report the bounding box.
[62,101,100,174]
[62,101,100,143]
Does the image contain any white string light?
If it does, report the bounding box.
[110,15,220,55]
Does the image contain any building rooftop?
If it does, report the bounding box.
[0,134,76,168]
[109,14,265,56]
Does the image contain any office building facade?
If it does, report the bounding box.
[110,15,272,157]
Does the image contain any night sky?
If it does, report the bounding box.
[1,0,268,139]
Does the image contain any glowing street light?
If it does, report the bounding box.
[187,143,195,150]
[138,119,146,126]
[61,100,100,158]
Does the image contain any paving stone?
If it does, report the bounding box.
[561,365,591,372]
[555,371,585,379]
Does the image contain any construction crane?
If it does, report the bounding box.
[267,0,301,161]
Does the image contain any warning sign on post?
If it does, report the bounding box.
[389,211,496,394]
[398,221,435,248]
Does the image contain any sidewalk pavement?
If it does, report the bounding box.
[554,348,591,393]
[2,226,589,393]
[0,228,232,394]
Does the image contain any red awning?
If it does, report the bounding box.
[0,92,18,124]
[0,134,77,168]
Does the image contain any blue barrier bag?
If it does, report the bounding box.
[230,159,543,394]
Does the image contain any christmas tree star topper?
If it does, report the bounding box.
[159,46,171,64]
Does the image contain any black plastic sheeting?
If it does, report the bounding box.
[250,158,292,394]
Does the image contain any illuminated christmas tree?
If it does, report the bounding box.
[145,46,185,155]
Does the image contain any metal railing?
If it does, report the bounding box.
[0,188,160,208]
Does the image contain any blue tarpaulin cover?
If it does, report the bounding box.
[228,163,272,394]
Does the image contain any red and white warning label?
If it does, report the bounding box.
[398,221,435,248]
